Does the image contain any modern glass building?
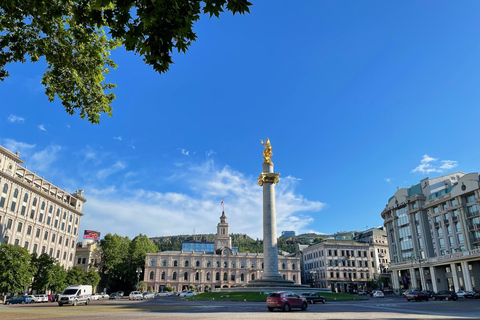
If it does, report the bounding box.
[381,171,480,294]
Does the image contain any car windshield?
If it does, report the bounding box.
[268,293,281,297]
[63,289,78,295]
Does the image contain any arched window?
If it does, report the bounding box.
[251,262,256,269]
[282,274,286,280]
[241,262,245,268]
[13,188,18,198]
[150,259,155,267]
[216,261,220,268]
[207,261,211,267]
[149,271,154,280]
[261,263,264,269]
[2,183,7,193]
[41,202,45,210]
[184,272,188,281]
[173,272,177,280]
[69,215,72,222]
[33,198,37,206]
[185,260,189,267]
[231,273,235,281]
[232,262,235,268]
[161,272,165,280]
[293,275,296,282]
[49,205,53,213]
[195,272,199,281]
[63,211,66,219]
[23,194,28,202]
[216,272,220,281]
[224,261,227,268]
[292,263,296,270]
[282,263,286,270]
[162,260,167,267]
[241,274,244,281]
[196,260,200,267]
[223,272,228,281]
[206,273,211,281]
[174,260,178,267]
[56,209,60,216]
[251,274,255,281]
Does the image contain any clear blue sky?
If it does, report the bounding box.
[2,1,480,241]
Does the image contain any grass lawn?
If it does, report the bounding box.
[186,291,366,302]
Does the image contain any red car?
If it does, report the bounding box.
[266,291,308,312]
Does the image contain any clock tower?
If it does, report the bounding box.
[214,211,232,250]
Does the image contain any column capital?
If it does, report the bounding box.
[258,173,280,186]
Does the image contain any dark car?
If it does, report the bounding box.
[5,295,31,305]
[301,292,326,304]
[421,290,434,298]
[109,293,120,300]
[405,291,429,301]
[432,290,458,301]
[463,291,480,299]
[266,291,308,312]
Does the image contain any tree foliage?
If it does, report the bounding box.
[66,266,86,285]
[31,253,58,293]
[85,269,101,289]
[49,263,68,293]
[0,0,252,123]
[0,244,34,294]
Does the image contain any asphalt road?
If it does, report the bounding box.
[1,295,480,320]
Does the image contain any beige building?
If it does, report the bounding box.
[0,145,85,269]
[144,211,301,292]
[74,240,102,272]
[301,232,389,293]
[382,171,480,294]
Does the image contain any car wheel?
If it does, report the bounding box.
[283,303,291,312]
[267,307,274,312]
[5,301,10,305]
[21,301,25,304]
[58,302,63,306]
[73,300,77,307]
[302,302,308,311]
[433,297,436,301]
[322,299,326,304]
[445,297,449,301]
[85,299,90,305]
[311,300,315,304]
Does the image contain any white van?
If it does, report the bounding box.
[58,285,92,306]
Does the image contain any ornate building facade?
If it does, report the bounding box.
[381,171,480,294]
[144,211,301,292]
[0,145,85,269]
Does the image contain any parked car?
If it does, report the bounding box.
[266,291,308,312]
[421,290,434,298]
[5,295,31,305]
[301,292,326,304]
[117,291,124,297]
[156,291,173,297]
[24,295,36,303]
[178,290,195,298]
[129,291,143,300]
[90,293,100,301]
[456,290,468,298]
[432,290,458,301]
[109,293,121,300]
[466,291,480,299]
[402,289,415,297]
[372,290,385,298]
[143,292,155,299]
[405,291,429,301]
[357,290,366,296]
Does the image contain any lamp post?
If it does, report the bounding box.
[309,270,317,288]
[136,267,142,290]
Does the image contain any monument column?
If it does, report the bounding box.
[257,139,283,281]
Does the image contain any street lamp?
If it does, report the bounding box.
[309,270,317,288]
[136,267,142,290]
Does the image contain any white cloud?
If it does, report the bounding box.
[80,159,325,240]
[8,115,25,123]
[206,150,216,157]
[29,145,62,173]
[1,139,35,156]
[38,124,47,132]
[412,155,458,174]
[181,149,189,156]
[96,161,127,180]
[113,136,122,141]
[385,178,392,184]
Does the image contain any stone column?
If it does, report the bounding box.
[451,263,460,291]
[409,268,417,289]
[258,162,283,281]
[461,261,473,291]
[430,266,438,292]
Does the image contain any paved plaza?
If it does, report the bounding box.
[1,295,480,320]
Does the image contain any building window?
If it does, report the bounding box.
[161,272,165,280]
[185,260,189,267]
[36,228,40,238]
[33,244,37,253]
[230,273,235,281]
[149,271,154,280]
[292,263,296,270]
[162,260,167,267]
[44,231,48,240]
[206,272,210,281]
[63,252,67,260]
[14,239,19,246]
[207,261,211,267]
[70,253,73,261]
[173,272,177,280]
[251,273,255,281]
[65,238,69,247]
[42,246,46,253]
[224,261,227,268]
[78,258,82,264]
[216,272,220,281]
[173,260,177,267]
[184,272,188,281]
[17,222,23,232]
[26,225,32,235]
[150,259,155,267]
[196,260,200,267]
[223,272,228,281]
[467,194,476,203]
[282,263,286,270]
[196,272,200,281]
[59,236,62,245]
[51,234,56,243]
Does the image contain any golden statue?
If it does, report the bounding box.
[261,138,273,164]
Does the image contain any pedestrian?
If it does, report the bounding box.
[48,294,52,302]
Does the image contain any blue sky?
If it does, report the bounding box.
[2,1,480,241]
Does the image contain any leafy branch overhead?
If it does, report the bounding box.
[0,0,252,123]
